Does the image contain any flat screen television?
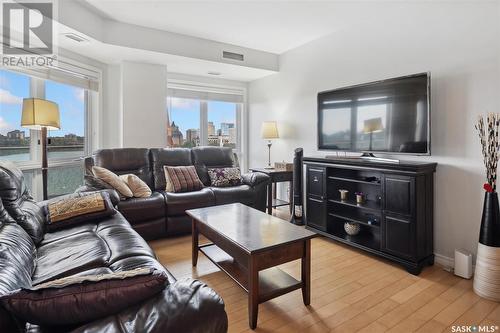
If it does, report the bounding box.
[318,73,430,156]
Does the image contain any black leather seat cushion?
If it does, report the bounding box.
[93,148,153,188]
[33,213,159,285]
[210,185,254,206]
[161,188,216,216]
[117,192,166,224]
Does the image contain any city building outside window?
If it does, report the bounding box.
[166,82,245,166]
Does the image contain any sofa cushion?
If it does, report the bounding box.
[1,268,168,326]
[191,147,235,186]
[117,192,166,224]
[45,192,116,232]
[164,165,204,193]
[92,166,133,198]
[93,148,153,188]
[0,161,45,244]
[119,174,152,198]
[161,188,215,216]
[210,185,254,206]
[150,148,192,191]
[208,167,242,187]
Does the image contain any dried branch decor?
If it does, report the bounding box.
[475,113,500,192]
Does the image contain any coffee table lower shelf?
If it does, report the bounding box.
[199,243,302,303]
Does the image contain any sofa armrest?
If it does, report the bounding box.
[241,172,270,187]
[68,279,228,333]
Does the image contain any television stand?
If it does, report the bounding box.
[302,156,437,274]
[360,153,400,164]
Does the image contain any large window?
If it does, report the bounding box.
[166,84,244,158]
[0,70,31,161]
[45,80,86,159]
[207,101,237,149]
[0,64,98,199]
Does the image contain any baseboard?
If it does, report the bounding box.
[434,253,454,269]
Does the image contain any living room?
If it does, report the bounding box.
[0,1,499,332]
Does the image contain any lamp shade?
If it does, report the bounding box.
[363,117,383,134]
[21,98,60,130]
[261,121,279,139]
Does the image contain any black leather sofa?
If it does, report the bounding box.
[82,146,270,240]
[0,161,228,333]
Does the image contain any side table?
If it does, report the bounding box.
[249,168,293,215]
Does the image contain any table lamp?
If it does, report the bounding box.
[363,117,383,151]
[261,121,279,168]
[21,98,60,200]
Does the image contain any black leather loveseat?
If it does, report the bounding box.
[0,161,227,332]
[82,146,270,240]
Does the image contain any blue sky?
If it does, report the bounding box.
[169,98,236,135]
[0,69,84,137]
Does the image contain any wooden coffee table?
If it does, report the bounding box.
[186,203,316,329]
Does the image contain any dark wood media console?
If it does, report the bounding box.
[303,156,437,274]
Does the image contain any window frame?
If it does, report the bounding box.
[167,79,247,170]
[0,56,102,199]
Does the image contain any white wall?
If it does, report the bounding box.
[103,62,168,148]
[248,2,500,264]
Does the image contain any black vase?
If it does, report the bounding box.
[479,191,500,247]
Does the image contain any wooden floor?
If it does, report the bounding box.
[149,211,500,333]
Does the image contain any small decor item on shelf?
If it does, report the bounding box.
[473,113,500,301]
[339,189,349,201]
[274,161,293,171]
[355,192,365,204]
[344,222,360,236]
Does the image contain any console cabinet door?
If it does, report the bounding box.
[382,214,416,260]
[306,197,327,231]
[384,175,414,216]
[306,166,327,231]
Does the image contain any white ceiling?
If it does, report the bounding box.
[83,0,378,54]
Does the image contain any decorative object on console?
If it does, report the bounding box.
[45,192,116,231]
[344,222,360,236]
[92,166,133,198]
[290,148,303,225]
[261,121,279,169]
[473,113,500,301]
[164,165,204,193]
[21,98,60,200]
[119,174,152,198]
[339,189,349,201]
[275,161,293,171]
[207,167,242,187]
[355,192,365,204]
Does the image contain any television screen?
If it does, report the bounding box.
[318,73,430,155]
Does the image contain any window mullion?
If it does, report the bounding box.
[200,101,208,146]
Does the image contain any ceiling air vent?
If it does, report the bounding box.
[223,51,244,61]
[62,33,89,43]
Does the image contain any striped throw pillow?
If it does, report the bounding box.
[163,165,204,193]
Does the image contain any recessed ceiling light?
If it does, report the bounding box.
[208,71,221,76]
[62,33,89,43]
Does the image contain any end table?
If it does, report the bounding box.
[249,168,293,215]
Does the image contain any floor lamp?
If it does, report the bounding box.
[21,98,60,200]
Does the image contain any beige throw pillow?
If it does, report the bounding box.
[119,174,152,198]
[92,166,133,198]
